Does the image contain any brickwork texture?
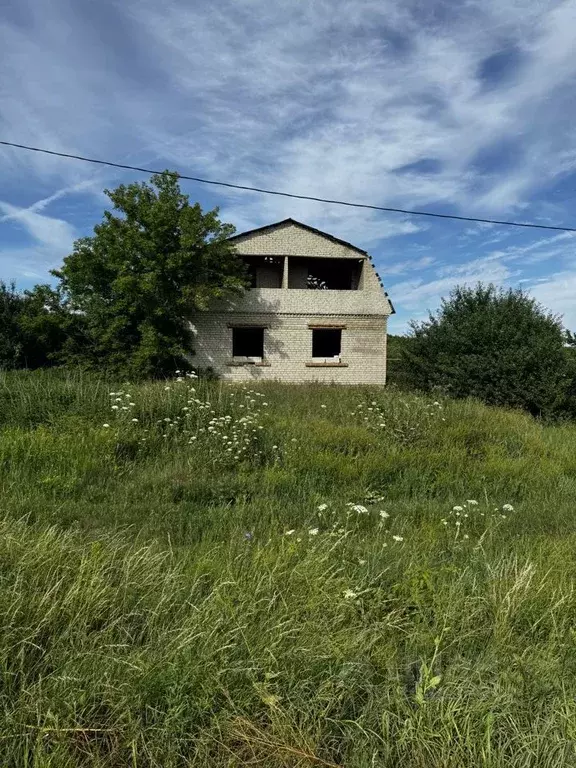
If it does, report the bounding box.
[190,220,393,385]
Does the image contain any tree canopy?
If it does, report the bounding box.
[53,171,247,377]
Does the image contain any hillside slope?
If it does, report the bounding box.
[1,370,576,767]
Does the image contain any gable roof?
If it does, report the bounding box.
[228,218,369,256]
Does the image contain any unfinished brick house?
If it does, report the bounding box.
[190,219,395,383]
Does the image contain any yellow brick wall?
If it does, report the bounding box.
[190,221,392,385]
[190,313,388,384]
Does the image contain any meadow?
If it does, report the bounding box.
[2,369,576,766]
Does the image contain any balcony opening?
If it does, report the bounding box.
[232,327,264,362]
[288,257,362,290]
[243,256,283,288]
[312,328,342,361]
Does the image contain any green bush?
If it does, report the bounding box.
[403,283,568,417]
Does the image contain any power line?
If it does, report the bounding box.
[2,139,576,234]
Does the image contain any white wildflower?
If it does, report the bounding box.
[318,503,328,512]
[351,504,368,514]
[102,423,110,428]
[131,418,138,423]
[343,589,358,599]
[308,528,319,536]
[466,499,479,505]
[285,529,295,536]
[392,535,404,542]
[379,510,389,519]
[502,504,514,512]
[111,405,119,410]
[320,404,327,409]
[452,505,464,512]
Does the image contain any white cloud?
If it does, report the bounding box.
[125,0,576,236]
[529,271,576,328]
[0,201,76,253]
[383,255,438,276]
[0,182,93,278]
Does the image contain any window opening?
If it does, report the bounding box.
[312,328,342,361]
[232,327,264,360]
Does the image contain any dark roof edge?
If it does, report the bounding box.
[228,218,368,256]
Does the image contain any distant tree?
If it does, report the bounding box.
[0,281,23,369]
[0,282,85,370]
[557,329,576,419]
[403,283,568,417]
[387,334,411,360]
[53,171,247,377]
[18,285,88,368]
[386,334,414,388]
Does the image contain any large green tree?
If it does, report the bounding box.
[53,172,247,377]
[403,283,568,417]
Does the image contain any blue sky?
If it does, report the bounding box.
[2,0,576,333]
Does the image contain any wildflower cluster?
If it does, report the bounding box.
[105,375,278,468]
[107,391,138,423]
[440,499,515,541]
[282,499,403,545]
[351,398,445,444]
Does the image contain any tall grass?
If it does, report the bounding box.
[2,369,576,766]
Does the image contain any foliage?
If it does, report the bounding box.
[2,372,576,764]
[0,281,85,370]
[386,333,414,388]
[53,171,247,378]
[0,280,21,369]
[403,283,568,417]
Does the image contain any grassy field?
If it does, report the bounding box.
[2,369,576,766]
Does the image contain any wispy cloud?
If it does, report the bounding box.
[0,201,76,252]
[530,271,576,328]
